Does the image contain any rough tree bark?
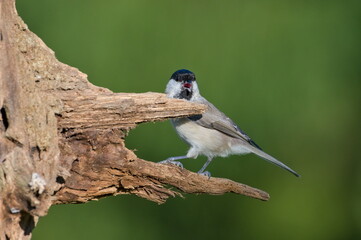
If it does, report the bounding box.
[0,0,269,239]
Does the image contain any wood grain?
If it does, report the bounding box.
[0,0,269,238]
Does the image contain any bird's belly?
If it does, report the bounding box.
[173,119,233,157]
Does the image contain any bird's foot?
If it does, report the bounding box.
[158,159,184,168]
[198,170,211,179]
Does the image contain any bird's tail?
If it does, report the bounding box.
[249,146,300,177]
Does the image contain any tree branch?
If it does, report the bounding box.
[54,89,269,204]
[0,0,269,238]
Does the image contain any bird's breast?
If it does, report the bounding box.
[171,118,232,157]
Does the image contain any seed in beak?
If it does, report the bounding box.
[183,83,192,88]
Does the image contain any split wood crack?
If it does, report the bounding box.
[0,0,269,238]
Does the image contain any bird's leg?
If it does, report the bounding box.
[158,155,189,168]
[197,157,213,178]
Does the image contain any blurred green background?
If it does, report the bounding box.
[17,0,360,239]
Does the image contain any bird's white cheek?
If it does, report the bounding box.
[165,80,182,98]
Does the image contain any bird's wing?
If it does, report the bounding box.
[188,99,262,150]
[188,98,300,177]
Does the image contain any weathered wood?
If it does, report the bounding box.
[58,91,207,130]
[0,0,270,239]
[54,90,269,204]
[55,129,269,205]
[0,0,62,239]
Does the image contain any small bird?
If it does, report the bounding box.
[160,69,299,178]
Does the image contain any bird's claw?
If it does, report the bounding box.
[158,159,184,168]
[198,170,211,179]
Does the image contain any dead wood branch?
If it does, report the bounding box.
[0,0,269,239]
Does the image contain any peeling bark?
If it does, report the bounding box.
[0,0,269,239]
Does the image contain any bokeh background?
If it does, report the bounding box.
[17,0,360,239]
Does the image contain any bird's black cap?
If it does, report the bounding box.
[171,69,196,82]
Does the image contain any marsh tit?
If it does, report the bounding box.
[160,69,299,178]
